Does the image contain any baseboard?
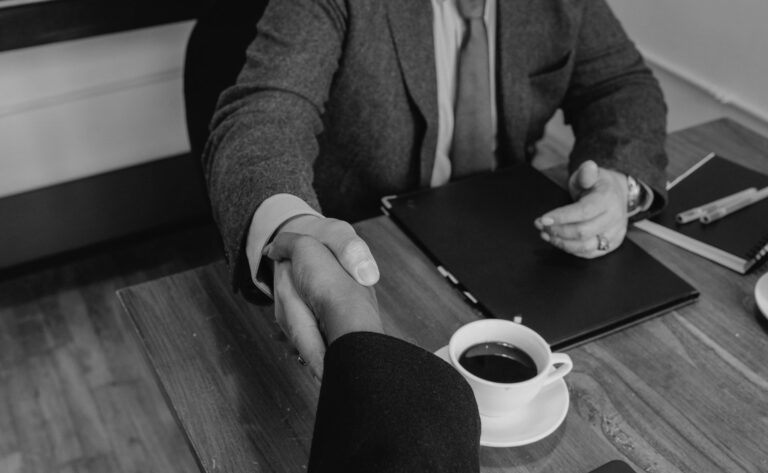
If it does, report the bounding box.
[0,154,212,269]
[0,0,206,52]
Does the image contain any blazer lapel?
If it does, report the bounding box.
[386,0,438,187]
[496,0,534,166]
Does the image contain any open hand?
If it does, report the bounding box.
[534,160,629,258]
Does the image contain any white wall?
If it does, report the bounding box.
[3,3,767,198]
[0,22,194,198]
[546,0,768,153]
[610,0,768,135]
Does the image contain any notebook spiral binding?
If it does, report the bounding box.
[746,235,768,272]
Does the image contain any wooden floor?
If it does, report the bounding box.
[0,223,223,473]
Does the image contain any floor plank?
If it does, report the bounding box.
[0,372,19,457]
[92,382,152,473]
[0,452,23,473]
[52,346,112,458]
[30,355,83,465]
[6,356,55,473]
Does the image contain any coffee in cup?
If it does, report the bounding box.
[448,319,572,417]
[458,341,538,383]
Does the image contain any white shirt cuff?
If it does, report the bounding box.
[245,194,323,298]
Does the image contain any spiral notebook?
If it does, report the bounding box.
[381,164,698,349]
[634,153,768,274]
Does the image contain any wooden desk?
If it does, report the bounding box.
[118,118,768,473]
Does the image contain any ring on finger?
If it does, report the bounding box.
[596,233,610,252]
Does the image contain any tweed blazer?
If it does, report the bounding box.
[203,0,669,290]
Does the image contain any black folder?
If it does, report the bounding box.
[382,164,699,349]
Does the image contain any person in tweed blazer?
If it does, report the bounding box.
[203,0,668,376]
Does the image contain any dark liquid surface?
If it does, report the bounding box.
[458,342,538,383]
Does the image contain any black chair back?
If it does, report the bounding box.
[183,0,269,158]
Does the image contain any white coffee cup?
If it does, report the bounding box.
[448,319,572,417]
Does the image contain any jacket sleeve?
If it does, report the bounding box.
[201,0,347,293]
[563,0,668,219]
[309,332,481,473]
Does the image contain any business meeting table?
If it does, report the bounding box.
[118,118,768,473]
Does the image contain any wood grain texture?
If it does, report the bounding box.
[119,119,768,473]
[0,223,222,473]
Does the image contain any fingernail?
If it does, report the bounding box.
[540,232,551,242]
[262,243,273,256]
[540,217,555,226]
[355,260,380,285]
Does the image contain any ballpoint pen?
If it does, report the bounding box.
[701,187,768,224]
[675,187,757,224]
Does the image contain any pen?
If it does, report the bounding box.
[700,187,768,224]
[667,152,716,189]
[675,187,757,224]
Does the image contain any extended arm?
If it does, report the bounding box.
[563,0,667,199]
[202,0,348,289]
[536,0,667,257]
[203,0,380,376]
[310,332,481,473]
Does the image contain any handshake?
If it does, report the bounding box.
[263,159,635,378]
[263,222,384,379]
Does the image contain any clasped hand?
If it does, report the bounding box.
[535,160,629,257]
[264,216,382,379]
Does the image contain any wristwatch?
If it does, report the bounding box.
[626,175,642,214]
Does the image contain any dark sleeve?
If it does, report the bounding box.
[309,332,481,473]
[563,0,668,219]
[201,0,347,292]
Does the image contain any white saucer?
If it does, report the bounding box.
[435,346,569,448]
[756,272,768,320]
